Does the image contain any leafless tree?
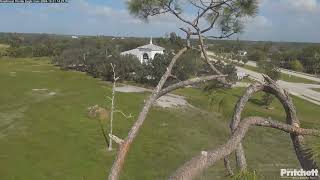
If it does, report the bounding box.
[107,63,132,151]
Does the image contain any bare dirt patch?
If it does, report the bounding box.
[31,89,57,98]
[115,85,189,108]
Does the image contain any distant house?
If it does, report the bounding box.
[238,50,247,57]
[237,71,248,80]
[121,38,165,63]
[71,36,79,39]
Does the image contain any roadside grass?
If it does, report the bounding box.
[0,57,318,180]
[242,64,318,84]
[211,56,318,84]
[312,88,320,92]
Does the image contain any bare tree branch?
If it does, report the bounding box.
[229,75,319,172]
[157,74,227,98]
[108,47,188,180]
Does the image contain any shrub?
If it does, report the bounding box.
[289,59,304,72]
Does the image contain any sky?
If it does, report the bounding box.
[0,0,319,43]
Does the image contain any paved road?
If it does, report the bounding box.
[207,52,320,105]
[236,66,320,105]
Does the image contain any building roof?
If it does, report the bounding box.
[137,43,165,51]
[121,38,165,56]
[121,48,140,55]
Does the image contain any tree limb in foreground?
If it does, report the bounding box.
[169,116,320,180]
[157,74,227,98]
[108,47,188,180]
[229,75,318,172]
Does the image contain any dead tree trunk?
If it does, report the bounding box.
[108,64,119,151]
[169,116,320,180]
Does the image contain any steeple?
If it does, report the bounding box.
[150,37,153,44]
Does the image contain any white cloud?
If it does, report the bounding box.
[283,0,318,13]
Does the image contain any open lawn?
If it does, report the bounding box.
[0,57,319,180]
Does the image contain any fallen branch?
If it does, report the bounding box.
[169,116,320,180]
[109,134,124,145]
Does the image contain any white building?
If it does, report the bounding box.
[238,50,248,57]
[121,38,165,63]
[237,71,248,80]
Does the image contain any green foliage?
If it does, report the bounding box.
[247,49,267,62]
[136,50,202,86]
[53,48,85,69]
[128,0,173,20]
[311,143,320,162]
[232,170,259,180]
[258,57,281,107]
[128,0,258,36]
[289,60,304,72]
[7,46,33,58]
[299,45,320,74]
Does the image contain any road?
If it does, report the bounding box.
[237,66,320,105]
[207,51,320,83]
[207,52,320,105]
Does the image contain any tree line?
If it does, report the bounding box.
[209,39,320,75]
[0,32,236,87]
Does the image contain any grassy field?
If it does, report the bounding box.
[0,57,319,180]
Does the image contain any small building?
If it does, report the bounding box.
[237,71,248,80]
[238,50,247,57]
[121,38,165,63]
[71,36,79,39]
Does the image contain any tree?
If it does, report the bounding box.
[299,46,320,75]
[289,59,304,72]
[108,1,259,179]
[107,64,133,151]
[257,58,281,108]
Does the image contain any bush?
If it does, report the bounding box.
[135,50,203,86]
[7,46,33,58]
[289,59,304,72]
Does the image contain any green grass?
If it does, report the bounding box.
[0,57,319,180]
[211,55,318,84]
[312,88,320,92]
[242,64,318,84]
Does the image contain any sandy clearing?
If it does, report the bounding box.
[115,85,189,108]
[32,88,48,91]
